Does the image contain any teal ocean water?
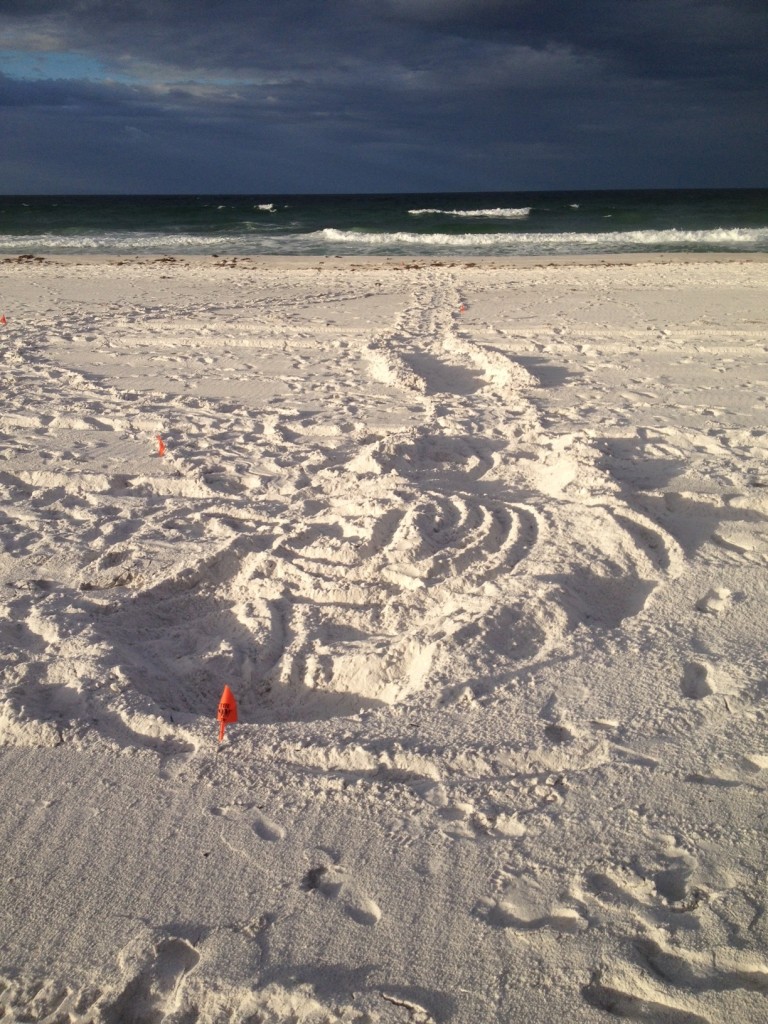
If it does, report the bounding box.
[1,190,766,257]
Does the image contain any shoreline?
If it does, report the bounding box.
[3,250,768,270]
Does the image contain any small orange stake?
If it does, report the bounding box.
[156,435,166,457]
[217,685,238,743]
[459,303,467,313]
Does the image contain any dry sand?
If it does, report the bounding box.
[1,253,767,1022]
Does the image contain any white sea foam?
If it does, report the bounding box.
[256,203,276,211]
[1,225,767,257]
[318,226,768,254]
[4,230,304,255]
[408,207,531,218]
[0,232,279,254]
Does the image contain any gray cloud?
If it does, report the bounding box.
[0,0,765,191]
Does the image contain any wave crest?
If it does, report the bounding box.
[319,226,768,253]
[408,207,531,218]
[1,225,766,257]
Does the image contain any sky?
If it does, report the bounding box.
[0,0,766,194]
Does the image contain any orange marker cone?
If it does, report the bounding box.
[217,685,238,742]
[156,435,166,457]
[459,303,466,313]
[0,314,6,325]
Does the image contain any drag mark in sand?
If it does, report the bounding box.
[0,263,685,742]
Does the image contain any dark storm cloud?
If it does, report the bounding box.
[3,0,763,80]
[0,0,765,191]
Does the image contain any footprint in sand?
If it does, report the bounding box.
[251,810,287,842]
[345,896,383,926]
[582,969,711,1024]
[695,587,732,615]
[583,938,768,1022]
[681,660,738,700]
[475,874,587,935]
[300,862,382,926]
[210,804,286,842]
[573,832,768,1018]
[583,834,703,914]
[681,662,716,699]
[633,935,768,994]
[475,895,587,935]
[102,937,200,1023]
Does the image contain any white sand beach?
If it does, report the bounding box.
[1,252,767,1023]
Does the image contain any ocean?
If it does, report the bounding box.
[1,189,767,258]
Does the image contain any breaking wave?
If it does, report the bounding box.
[317,226,768,255]
[408,207,532,218]
[0,233,250,253]
[1,226,767,258]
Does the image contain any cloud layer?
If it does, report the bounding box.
[1,0,766,192]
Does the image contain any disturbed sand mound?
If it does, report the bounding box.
[0,267,683,740]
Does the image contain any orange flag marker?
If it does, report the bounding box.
[156,434,166,457]
[217,685,238,743]
[458,303,467,313]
